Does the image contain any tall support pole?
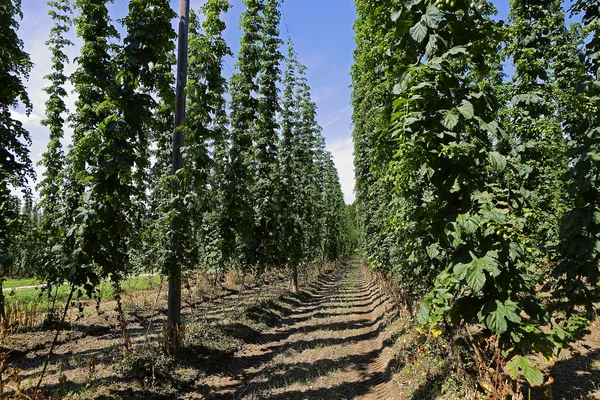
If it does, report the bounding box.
[167,0,190,351]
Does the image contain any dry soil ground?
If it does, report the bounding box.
[199,258,398,399]
[3,258,600,399]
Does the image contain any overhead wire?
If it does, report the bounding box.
[281,9,292,41]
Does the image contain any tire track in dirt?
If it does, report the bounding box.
[199,258,398,400]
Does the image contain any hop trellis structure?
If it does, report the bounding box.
[352,0,600,394]
[2,0,354,353]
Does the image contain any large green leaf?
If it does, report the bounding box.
[488,151,507,172]
[445,222,462,248]
[481,208,506,224]
[409,21,428,43]
[456,213,479,234]
[422,4,441,29]
[486,299,521,334]
[454,257,486,292]
[505,356,544,386]
[458,100,474,119]
[442,110,459,130]
[427,243,442,260]
[486,306,508,334]
[416,302,430,325]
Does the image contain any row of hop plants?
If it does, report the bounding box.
[1,0,355,363]
[352,0,599,397]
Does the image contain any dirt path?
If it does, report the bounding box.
[200,258,397,400]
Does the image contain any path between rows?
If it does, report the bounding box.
[200,258,397,400]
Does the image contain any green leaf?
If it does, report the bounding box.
[442,110,459,130]
[505,356,544,386]
[454,254,486,292]
[511,92,541,105]
[427,243,442,260]
[456,213,478,234]
[457,100,474,119]
[488,151,506,172]
[472,190,493,204]
[425,34,438,56]
[450,177,461,192]
[466,265,485,292]
[453,262,468,279]
[409,22,428,43]
[443,46,467,57]
[406,0,424,9]
[486,299,521,334]
[422,4,441,29]
[481,209,506,224]
[416,302,430,324]
[481,251,501,277]
[486,306,508,334]
[445,222,462,248]
[475,117,499,135]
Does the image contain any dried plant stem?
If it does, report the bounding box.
[32,285,75,400]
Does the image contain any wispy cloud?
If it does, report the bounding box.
[319,105,351,130]
[326,137,355,204]
[10,110,42,126]
[312,86,336,104]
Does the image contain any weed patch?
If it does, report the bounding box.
[245,299,284,327]
[118,346,179,392]
[219,322,261,343]
[390,325,478,400]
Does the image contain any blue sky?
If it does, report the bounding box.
[13,1,540,204]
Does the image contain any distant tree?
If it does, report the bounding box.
[14,197,43,279]
[279,39,304,291]
[278,38,352,292]
[501,0,571,258]
[295,64,326,265]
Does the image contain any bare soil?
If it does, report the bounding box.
[550,318,600,399]
[0,269,293,398]
[2,258,600,399]
[199,258,398,399]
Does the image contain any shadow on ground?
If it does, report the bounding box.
[551,348,600,400]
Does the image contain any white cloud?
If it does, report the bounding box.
[326,137,355,204]
[10,109,42,126]
[321,115,342,129]
[312,86,336,104]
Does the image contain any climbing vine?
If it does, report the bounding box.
[352,0,598,395]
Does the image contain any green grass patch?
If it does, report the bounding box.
[3,274,162,310]
[2,277,40,288]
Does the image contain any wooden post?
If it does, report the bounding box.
[167,0,190,351]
